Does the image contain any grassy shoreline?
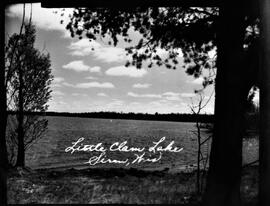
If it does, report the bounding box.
[7,166,258,205]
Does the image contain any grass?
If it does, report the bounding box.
[7,166,258,205]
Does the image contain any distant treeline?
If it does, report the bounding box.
[7,111,214,123]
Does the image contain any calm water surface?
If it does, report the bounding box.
[25,116,258,172]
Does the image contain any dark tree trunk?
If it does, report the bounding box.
[196,120,201,194]
[16,64,25,167]
[259,1,270,206]
[202,3,250,206]
[0,2,8,204]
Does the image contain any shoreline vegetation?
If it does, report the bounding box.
[7,110,259,125]
[7,165,258,205]
[7,110,214,123]
[7,110,259,134]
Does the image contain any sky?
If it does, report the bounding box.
[5,3,217,114]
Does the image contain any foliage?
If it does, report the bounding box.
[5,23,53,166]
[6,24,52,112]
[6,115,48,166]
[62,7,218,87]
[62,7,259,90]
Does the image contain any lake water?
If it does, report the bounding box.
[25,116,258,172]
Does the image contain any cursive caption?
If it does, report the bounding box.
[64,136,183,166]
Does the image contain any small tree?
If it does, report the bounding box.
[189,90,213,194]
[5,23,53,167]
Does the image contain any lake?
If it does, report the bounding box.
[25,116,258,172]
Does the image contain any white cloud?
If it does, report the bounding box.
[75,82,115,89]
[163,92,180,96]
[97,93,108,97]
[71,93,88,97]
[165,96,181,101]
[89,66,101,73]
[53,77,65,83]
[188,77,204,85]
[163,92,181,101]
[124,100,188,114]
[148,101,163,107]
[68,34,183,64]
[52,90,65,96]
[85,76,98,80]
[127,92,162,98]
[48,100,68,111]
[59,80,114,89]
[181,93,196,98]
[6,3,73,37]
[62,82,74,87]
[129,102,141,106]
[52,77,65,88]
[106,66,147,78]
[68,39,101,56]
[127,91,183,101]
[133,83,151,88]
[68,39,128,63]
[62,61,101,73]
[63,60,90,72]
[51,83,62,88]
[71,93,80,96]
[105,99,125,111]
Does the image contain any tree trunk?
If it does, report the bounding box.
[259,1,270,205]
[16,64,25,167]
[196,120,201,194]
[202,3,248,206]
[0,2,8,204]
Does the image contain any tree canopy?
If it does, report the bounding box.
[5,23,53,166]
[62,7,259,89]
[5,24,53,112]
